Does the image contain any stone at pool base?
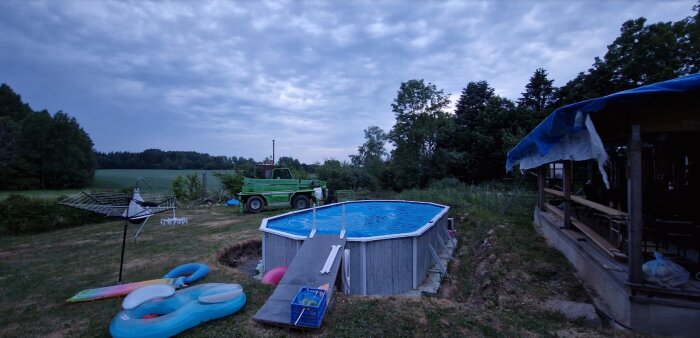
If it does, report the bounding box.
[544,299,602,327]
[404,238,458,297]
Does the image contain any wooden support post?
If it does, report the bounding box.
[537,165,546,211]
[563,161,572,229]
[627,123,644,284]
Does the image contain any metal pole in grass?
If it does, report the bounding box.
[118,220,128,283]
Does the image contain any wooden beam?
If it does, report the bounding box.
[627,123,644,283]
[544,202,564,218]
[570,195,627,217]
[537,166,546,211]
[544,187,564,197]
[547,187,627,217]
[544,203,627,261]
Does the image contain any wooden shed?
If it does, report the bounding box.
[507,73,700,336]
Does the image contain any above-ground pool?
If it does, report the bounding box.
[259,200,451,295]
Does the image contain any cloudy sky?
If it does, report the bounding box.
[0,0,696,164]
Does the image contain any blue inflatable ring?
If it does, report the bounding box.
[110,283,246,338]
[163,263,210,287]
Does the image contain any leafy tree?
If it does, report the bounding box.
[276,156,301,170]
[605,18,685,89]
[0,84,32,121]
[44,112,95,188]
[556,9,699,106]
[388,79,451,190]
[684,2,700,73]
[15,110,52,188]
[0,116,20,185]
[0,84,33,188]
[0,84,95,189]
[276,156,309,179]
[316,159,354,190]
[350,126,387,190]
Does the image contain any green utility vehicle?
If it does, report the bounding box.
[237,167,329,213]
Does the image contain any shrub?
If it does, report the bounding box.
[171,174,204,201]
[212,172,243,197]
[0,195,106,235]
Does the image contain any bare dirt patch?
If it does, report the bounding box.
[218,239,261,278]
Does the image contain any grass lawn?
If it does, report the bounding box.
[0,185,623,337]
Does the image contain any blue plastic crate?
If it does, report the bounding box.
[290,287,327,328]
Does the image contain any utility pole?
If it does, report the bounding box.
[272,139,275,165]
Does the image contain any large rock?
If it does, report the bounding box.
[545,299,602,327]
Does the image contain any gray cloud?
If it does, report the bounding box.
[0,0,695,163]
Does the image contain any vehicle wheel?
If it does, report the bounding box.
[246,196,264,213]
[292,195,310,210]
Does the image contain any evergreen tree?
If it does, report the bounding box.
[448,81,521,182]
[518,68,556,119]
[454,81,494,128]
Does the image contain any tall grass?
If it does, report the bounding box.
[397,177,537,223]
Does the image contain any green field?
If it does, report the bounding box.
[93,169,230,193]
[0,169,233,200]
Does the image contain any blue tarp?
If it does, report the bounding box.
[506,73,700,177]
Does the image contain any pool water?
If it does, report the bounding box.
[265,201,445,238]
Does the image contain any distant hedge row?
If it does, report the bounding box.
[0,195,106,235]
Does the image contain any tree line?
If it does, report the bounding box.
[95,149,256,170]
[346,7,699,191]
[0,84,95,190]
